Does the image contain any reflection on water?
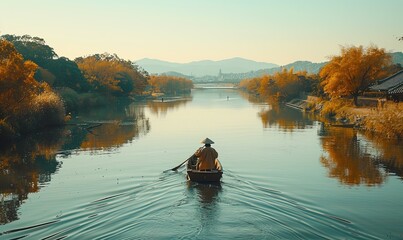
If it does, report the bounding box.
[0,101,151,225]
[147,96,192,116]
[365,134,403,179]
[0,129,65,224]
[187,182,222,236]
[258,104,314,131]
[63,102,150,154]
[242,92,403,186]
[319,126,403,185]
[319,127,387,186]
[188,182,221,205]
[1,89,402,239]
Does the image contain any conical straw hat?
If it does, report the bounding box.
[201,137,214,144]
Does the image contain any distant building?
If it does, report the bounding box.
[369,70,403,102]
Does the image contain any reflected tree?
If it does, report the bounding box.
[320,127,387,186]
[75,103,150,152]
[0,129,65,224]
[363,134,403,180]
[147,98,192,116]
[258,104,314,131]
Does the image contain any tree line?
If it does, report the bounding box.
[0,34,193,141]
[239,45,402,105]
[239,68,320,102]
[148,75,193,95]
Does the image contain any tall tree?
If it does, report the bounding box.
[0,39,42,116]
[1,34,57,65]
[319,45,392,105]
[1,34,89,92]
[76,53,148,95]
[148,75,193,95]
[0,39,65,137]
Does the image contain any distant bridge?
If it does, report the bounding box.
[193,83,239,89]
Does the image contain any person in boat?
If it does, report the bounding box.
[193,137,221,171]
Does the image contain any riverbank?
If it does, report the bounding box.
[287,98,403,140]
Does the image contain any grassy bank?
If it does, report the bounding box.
[0,90,66,141]
[316,99,403,140]
[359,103,403,139]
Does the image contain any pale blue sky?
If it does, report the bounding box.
[1,0,402,64]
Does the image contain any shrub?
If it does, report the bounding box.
[320,98,353,118]
[32,90,66,127]
[362,103,403,139]
[58,87,79,113]
[13,90,65,134]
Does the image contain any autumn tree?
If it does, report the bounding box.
[239,77,261,93]
[319,45,392,105]
[0,39,42,118]
[240,68,319,102]
[76,53,148,96]
[1,34,89,92]
[271,68,301,101]
[148,75,193,95]
[0,39,65,139]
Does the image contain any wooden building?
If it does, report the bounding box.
[369,70,403,102]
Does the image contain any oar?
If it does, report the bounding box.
[166,150,201,172]
[170,158,189,172]
[164,147,204,172]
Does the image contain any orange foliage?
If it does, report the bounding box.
[1,39,64,137]
[0,39,42,116]
[147,98,191,116]
[240,69,315,102]
[320,128,387,186]
[76,53,148,95]
[148,75,193,95]
[319,45,392,104]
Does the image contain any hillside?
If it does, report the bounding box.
[135,57,278,76]
[138,52,403,82]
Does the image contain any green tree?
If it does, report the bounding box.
[1,34,89,92]
[1,34,57,65]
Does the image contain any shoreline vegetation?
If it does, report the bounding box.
[285,97,402,139]
[0,35,193,142]
[1,34,402,141]
[239,45,402,140]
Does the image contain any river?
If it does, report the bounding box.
[1,88,402,239]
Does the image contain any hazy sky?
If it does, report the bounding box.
[1,0,402,65]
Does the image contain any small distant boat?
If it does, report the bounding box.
[186,158,223,183]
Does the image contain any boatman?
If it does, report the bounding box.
[194,137,221,171]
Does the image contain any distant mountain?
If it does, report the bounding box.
[159,71,191,78]
[135,57,278,76]
[136,52,403,82]
[391,52,403,66]
[281,61,327,73]
[221,61,326,82]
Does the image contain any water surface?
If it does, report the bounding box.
[1,88,402,239]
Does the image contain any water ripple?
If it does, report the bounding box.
[1,170,380,239]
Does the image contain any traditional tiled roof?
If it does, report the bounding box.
[370,70,403,93]
[389,84,403,94]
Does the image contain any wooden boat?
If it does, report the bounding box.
[186,155,223,183]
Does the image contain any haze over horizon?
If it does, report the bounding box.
[1,0,402,65]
